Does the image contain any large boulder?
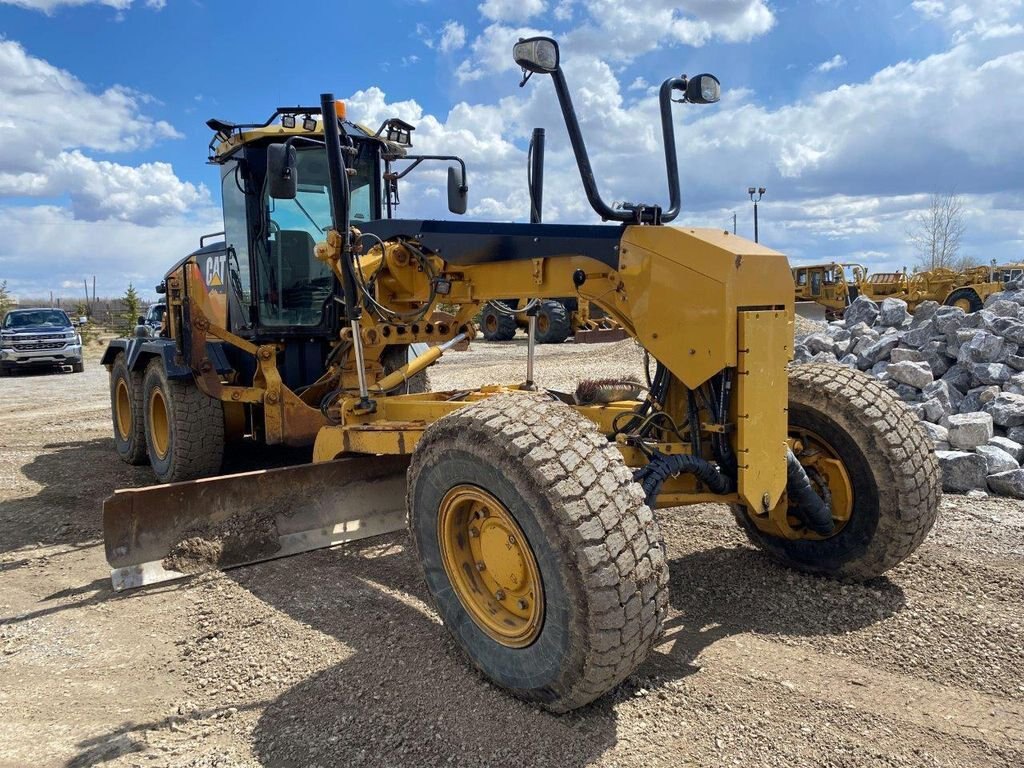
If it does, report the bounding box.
[887,360,933,389]
[971,362,1013,386]
[976,444,1020,475]
[878,297,910,327]
[844,295,880,328]
[911,300,940,325]
[857,333,901,368]
[890,348,923,364]
[985,299,1021,319]
[936,450,989,492]
[923,379,964,413]
[941,364,974,393]
[901,319,936,349]
[986,469,1024,499]
[957,331,1004,364]
[988,436,1024,462]
[1007,426,1024,444]
[933,305,967,334]
[986,392,1024,427]
[845,321,874,339]
[804,333,835,356]
[920,340,951,377]
[946,412,994,450]
[922,421,949,447]
[960,385,1000,415]
[988,316,1024,344]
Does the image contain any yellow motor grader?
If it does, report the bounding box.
[101,38,940,713]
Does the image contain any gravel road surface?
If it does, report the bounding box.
[1,338,1021,767]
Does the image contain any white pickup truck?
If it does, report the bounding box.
[0,308,84,376]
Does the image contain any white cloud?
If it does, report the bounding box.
[438,20,467,53]
[478,0,546,23]
[816,54,847,72]
[0,0,162,12]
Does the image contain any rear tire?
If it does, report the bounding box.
[533,300,572,344]
[480,302,517,342]
[732,364,940,580]
[408,392,669,712]
[110,353,148,465]
[142,359,224,483]
[945,287,983,313]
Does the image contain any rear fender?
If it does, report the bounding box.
[101,338,232,381]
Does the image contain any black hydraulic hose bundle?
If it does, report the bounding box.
[785,449,835,535]
[634,453,732,507]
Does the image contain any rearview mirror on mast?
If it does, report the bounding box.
[266,143,297,200]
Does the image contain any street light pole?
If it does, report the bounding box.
[747,186,766,243]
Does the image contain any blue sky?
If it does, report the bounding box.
[0,0,1021,299]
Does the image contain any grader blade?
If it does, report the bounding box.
[794,301,827,321]
[103,456,410,591]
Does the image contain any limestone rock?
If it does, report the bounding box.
[946,412,994,450]
[976,445,1020,475]
[986,469,1024,499]
[887,360,933,389]
[936,450,989,492]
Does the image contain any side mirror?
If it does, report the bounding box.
[267,143,297,199]
[683,74,721,104]
[447,166,468,215]
[513,37,559,75]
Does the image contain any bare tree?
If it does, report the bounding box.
[908,192,970,271]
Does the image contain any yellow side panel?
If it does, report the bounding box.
[736,310,790,513]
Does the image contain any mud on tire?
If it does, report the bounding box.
[142,358,224,484]
[407,392,669,712]
[733,363,941,580]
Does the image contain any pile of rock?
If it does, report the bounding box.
[794,287,1024,498]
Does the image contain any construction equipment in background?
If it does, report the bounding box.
[793,259,1023,317]
[102,37,940,713]
[478,297,627,344]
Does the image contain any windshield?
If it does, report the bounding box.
[4,309,70,329]
[256,141,377,327]
[147,304,166,322]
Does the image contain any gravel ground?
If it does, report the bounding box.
[1,337,1022,768]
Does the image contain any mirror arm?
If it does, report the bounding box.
[657,77,687,223]
[393,155,468,189]
[320,91,360,321]
[549,68,629,223]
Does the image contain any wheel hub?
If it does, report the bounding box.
[437,485,543,648]
[115,379,132,441]
[148,388,170,460]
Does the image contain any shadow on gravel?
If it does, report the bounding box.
[0,437,149,556]
[237,540,620,768]
[649,545,906,679]
[0,436,313,558]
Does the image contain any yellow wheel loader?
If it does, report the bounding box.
[102,37,940,713]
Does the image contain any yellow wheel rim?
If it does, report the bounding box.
[148,387,170,460]
[774,428,854,540]
[484,314,497,334]
[537,314,550,334]
[437,485,544,648]
[954,297,973,312]
[115,378,132,441]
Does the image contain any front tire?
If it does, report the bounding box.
[110,353,148,465]
[72,360,85,373]
[733,364,940,580]
[408,393,669,712]
[381,345,429,394]
[142,359,224,483]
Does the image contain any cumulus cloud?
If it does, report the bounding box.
[0,40,204,226]
[0,0,162,13]
[816,54,847,72]
[438,20,467,53]
[479,0,546,23]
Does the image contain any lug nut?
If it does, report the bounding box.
[517,599,528,610]
[508,535,516,545]
[469,527,479,538]
[495,589,506,601]
[476,561,486,572]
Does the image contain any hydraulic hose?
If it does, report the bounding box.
[786,449,834,535]
[633,452,732,507]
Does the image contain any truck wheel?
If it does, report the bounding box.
[480,302,517,341]
[381,345,428,394]
[142,358,224,483]
[72,360,85,373]
[945,288,982,313]
[408,392,669,712]
[0,364,8,377]
[110,353,148,465]
[732,364,940,580]
[533,300,572,344]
